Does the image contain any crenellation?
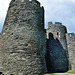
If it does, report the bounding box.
[48,22,53,24]
[47,21,67,39]
[66,33,75,39]
[9,0,42,9]
[55,22,62,25]
[48,22,66,30]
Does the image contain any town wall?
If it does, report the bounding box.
[66,33,75,70]
[46,22,69,73]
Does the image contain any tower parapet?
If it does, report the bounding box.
[1,0,47,75]
[46,22,69,73]
[55,22,62,26]
[47,22,67,39]
[9,0,42,9]
[66,33,75,40]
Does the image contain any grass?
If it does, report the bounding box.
[66,70,75,74]
[50,74,57,75]
[44,73,57,75]
[45,70,75,75]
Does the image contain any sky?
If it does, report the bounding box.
[0,0,75,33]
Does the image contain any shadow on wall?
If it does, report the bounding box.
[45,33,69,73]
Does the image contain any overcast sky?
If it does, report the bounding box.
[0,0,75,33]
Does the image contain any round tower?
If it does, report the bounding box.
[1,0,47,75]
[46,22,69,72]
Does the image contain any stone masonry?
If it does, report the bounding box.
[0,0,47,75]
[0,0,75,75]
[46,22,69,73]
[0,35,4,73]
[66,33,75,70]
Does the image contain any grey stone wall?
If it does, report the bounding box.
[0,0,75,74]
[0,34,4,73]
[0,0,47,75]
[66,33,75,70]
[46,22,69,73]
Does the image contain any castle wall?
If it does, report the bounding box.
[66,33,75,70]
[0,0,47,75]
[46,22,69,73]
[0,34,4,73]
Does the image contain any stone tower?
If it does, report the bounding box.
[46,22,69,73]
[0,0,47,75]
[0,34,4,73]
[66,33,75,70]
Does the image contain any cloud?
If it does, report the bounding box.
[0,0,75,33]
[39,0,75,33]
[0,0,11,33]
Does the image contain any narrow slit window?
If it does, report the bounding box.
[69,34,71,38]
[59,32,60,38]
[57,32,59,38]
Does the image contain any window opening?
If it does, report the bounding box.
[69,34,72,38]
[0,72,2,74]
[57,32,59,38]
[25,44,28,46]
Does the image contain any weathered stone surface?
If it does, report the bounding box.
[46,22,69,73]
[0,0,75,74]
[0,34,4,72]
[66,33,75,70]
[0,0,47,75]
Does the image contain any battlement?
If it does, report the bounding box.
[10,0,42,8]
[48,22,62,26]
[66,33,75,39]
[48,22,67,32]
[12,0,39,2]
[9,0,44,16]
[48,22,53,24]
[55,22,62,25]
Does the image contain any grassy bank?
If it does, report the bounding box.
[45,73,57,75]
[66,70,75,74]
[44,70,75,75]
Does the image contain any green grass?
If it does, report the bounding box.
[44,73,57,75]
[45,70,75,75]
[66,70,75,74]
[50,73,57,75]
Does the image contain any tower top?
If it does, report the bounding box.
[11,0,40,4]
[9,0,42,9]
[48,22,62,26]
